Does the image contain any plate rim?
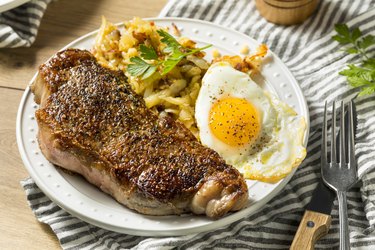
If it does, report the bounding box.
[16,17,310,236]
[0,0,30,13]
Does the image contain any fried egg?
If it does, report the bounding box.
[195,62,306,183]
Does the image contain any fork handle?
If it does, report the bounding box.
[338,191,351,250]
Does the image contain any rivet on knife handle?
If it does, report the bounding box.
[290,210,331,250]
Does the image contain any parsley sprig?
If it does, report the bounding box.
[127,29,211,79]
[332,24,375,96]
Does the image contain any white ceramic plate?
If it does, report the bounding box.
[16,18,309,236]
[0,0,29,13]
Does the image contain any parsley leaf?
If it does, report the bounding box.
[127,57,157,80]
[363,58,375,69]
[160,44,212,75]
[142,64,158,79]
[334,24,350,38]
[157,29,182,53]
[332,24,375,96]
[140,44,158,60]
[127,57,150,76]
[358,35,375,50]
[351,27,362,42]
[161,59,181,75]
[127,29,212,79]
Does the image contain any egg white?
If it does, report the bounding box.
[195,62,306,182]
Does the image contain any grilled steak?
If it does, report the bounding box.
[31,49,248,218]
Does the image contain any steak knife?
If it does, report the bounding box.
[290,181,335,250]
[291,100,357,250]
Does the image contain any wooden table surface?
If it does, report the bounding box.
[0,0,167,249]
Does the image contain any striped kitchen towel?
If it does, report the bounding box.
[21,0,375,249]
[0,0,51,48]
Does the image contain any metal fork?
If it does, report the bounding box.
[321,100,358,250]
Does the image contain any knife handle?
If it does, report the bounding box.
[290,210,331,250]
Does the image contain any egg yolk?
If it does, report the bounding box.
[209,97,261,147]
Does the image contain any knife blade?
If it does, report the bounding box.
[290,100,357,250]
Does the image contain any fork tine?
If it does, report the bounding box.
[340,101,346,165]
[322,101,328,165]
[348,101,356,171]
[320,100,357,250]
[331,101,337,164]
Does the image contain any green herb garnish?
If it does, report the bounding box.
[127,29,212,79]
[127,56,158,80]
[333,24,375,96]
[139,44,158,60]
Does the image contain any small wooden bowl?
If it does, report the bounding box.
[255,0,320,25]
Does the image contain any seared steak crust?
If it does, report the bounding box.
[31,49,248,218]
